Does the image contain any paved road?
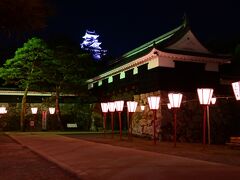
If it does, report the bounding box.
[0,133,79,180]
[7,133,240,180]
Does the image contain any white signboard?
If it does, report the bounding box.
[67,123,78,128]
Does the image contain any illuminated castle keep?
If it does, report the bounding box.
[81,30,107,60]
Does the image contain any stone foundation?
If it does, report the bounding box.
[131,90,162,139]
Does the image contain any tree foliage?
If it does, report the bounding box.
[39,39,96,129]
[0,37,53,130]
[0,38,53,87]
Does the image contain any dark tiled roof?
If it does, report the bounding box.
[106,24,186,71]
[104,22,231,73]
[160,48,231,59]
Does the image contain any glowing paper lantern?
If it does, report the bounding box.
[168,93,183,147]
[31,107,38,114]
[168,93,183,108]
[127,101,138,112]
[211,97,216,105]
[147,96,160,145]
[232,81,240,100]
[115,101,124,112]
[49,107,55,114]
[140,105,145,111]
[108,102,115,138]
[101,103,109,113]
[147,96,160,110]
[108,102,116,112]
[197,88,213,105]
[197,88,214,147]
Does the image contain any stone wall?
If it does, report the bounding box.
[131,90,162,139]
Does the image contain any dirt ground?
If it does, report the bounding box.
[1,131,240,180]
[64,133,240,167]
[0,133,79,180]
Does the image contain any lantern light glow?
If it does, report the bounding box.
[0,107,7,114]
[211,97,216,105]
[147,96,160,145]
[115,101,124,112]
[232,81,240,100]
[31,107,38,114]
[197,88,214,147]
[127,101,138,112]
[168,93,183,108]
[147,96,160,110]
[108,102,116,112]
[197,88,214,105]
[49,107,55,114]
[101,103,109,113]
[167,103,171,109]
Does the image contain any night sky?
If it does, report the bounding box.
[4,0,240,58]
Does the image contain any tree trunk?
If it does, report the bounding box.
[20,86,29,131]
[55,86,63,130]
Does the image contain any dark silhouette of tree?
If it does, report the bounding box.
[40,38,96,129]
[0,0,52,38]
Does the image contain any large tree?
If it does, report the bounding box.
[0,37,53,131]
[41,41,93,129]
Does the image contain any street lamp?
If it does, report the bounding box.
[168,93,183,147]
[147,96,160,145]
[108,102,116,138]
[101,102,109,136]
[232,81,240,100]
[49,107,55,114]
[126,101,138,139]
[207,96,217,145]
[115,100,124,140]
[31,107,38,132]
[197,88,213,147]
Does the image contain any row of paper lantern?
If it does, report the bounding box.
[101,88,220,113]
[0,107,56,115]
[31,107,56,114]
